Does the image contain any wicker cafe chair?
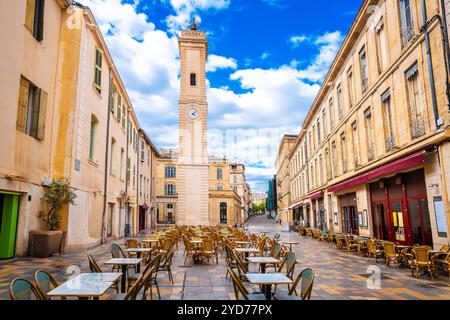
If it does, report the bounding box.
[87,254,120,293]
[227,267,265,301]
[9,278,43,300]
[365,239,383,263]
[383,242,400,268]
[411,246,435,279]
[159,244,175,284]
[34,270,61,300]
[200,238,219,264]
[344,235,358,254]
[109,273,144,300]
[183,237,197,265]
[224,245,238,279]
[111,243,137,273]
[274,252,297,294]
[231,249,249,280]
[275,268,315,300]
[335,236,346,251]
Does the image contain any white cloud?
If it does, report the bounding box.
[298,31,344,82]
[206,54,237,72]
[260,51,271,60]
[289,35,308,48]
[166,0,231,34]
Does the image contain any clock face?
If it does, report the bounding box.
[187,108,199,120]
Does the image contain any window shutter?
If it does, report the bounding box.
[17,77,29,132]
[37,89,47,140]
[25,0,36,33]
[35,0,45,42]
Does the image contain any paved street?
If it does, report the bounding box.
[1,215,449,300]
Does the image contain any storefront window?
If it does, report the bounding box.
[434,197,448,238]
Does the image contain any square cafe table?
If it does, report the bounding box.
[282,241,300,252]
[124,248,152,272]
[47,273,121,300]
[247,257,281,273]
[104,258,142,293]
[245,273,293,300]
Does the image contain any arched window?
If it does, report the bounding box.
[217,185,223,191]
[220,202,227,224]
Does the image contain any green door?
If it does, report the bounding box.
[0,193,20,259]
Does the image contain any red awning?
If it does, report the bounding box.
[309,191,323,200]
[327,150,425,193]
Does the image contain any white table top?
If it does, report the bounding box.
[282,241,300,245]
[235,248,259,253]
[234,241,252,244]
[247,257,281,264]
[124,248,152,253]
[47,279,113,298]
[75,273,121,283]
[142,239,160,242]
[104,258,142,265]
[190,240,203,244]
[245,273,293,285]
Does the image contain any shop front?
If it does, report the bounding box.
[339,193,359,235]
[370,169,432,246]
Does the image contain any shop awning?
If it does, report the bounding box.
[287,200,304,210]
[309,191,323,200]
[327,150,425,193]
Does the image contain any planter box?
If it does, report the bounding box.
[29,230,63,258]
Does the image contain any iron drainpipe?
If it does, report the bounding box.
[101,68,113,244]
[422,0,441,129]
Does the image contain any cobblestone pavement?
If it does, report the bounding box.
[1,215,449,300]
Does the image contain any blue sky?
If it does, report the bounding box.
[79,0,362,192]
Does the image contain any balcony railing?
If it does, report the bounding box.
[368,145,375,161]
[385,136,396,152]
[411,119,425,138]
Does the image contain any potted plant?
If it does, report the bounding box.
[30,178,77,257]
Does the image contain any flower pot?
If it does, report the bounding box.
[29,230,63,258]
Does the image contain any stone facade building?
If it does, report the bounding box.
[0,0,158,257]
[285,0,450,249]
[274,135,297,228]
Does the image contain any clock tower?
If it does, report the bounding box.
[176,27,210,225]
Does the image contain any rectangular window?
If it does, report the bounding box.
[126,158,131,186]
[312,125,316,150]
[375,17,388,73]
[110,83,117,114]
[364,107,375,161]
[325,148,331,181]
[140,140,145,162]
[165,184,176,196]
[329,98,335,129]
[190,73,197,86]
[110,138,116,174]
[337,85,344,120]
[332,141,337,178]
[133,164,136,189]
[360,47,368,93]
[117,94,122,123]
[322,110,327,136]
[217,168,223,180]
[381,89,396,151]
[165,166,176,178]
[399,0,414,46]
[25,0,45,42]
[319,155,324,185]
[89,116,97,161]
[406,63,425,138]
[120,148,125,180]
[17,76,47,140]
[317,119,321,143]
[122,105,126,129]
[347,68,354,108]
[94,47,103,93]
[340,132,347,173]
[352,121,360,167]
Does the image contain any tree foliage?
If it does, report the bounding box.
[38,178,77,231]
